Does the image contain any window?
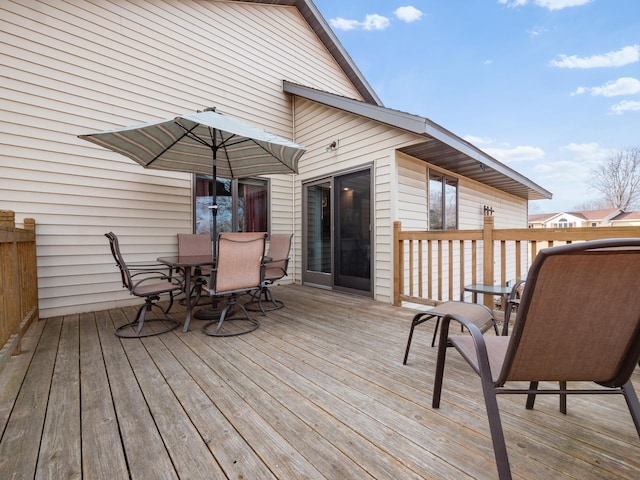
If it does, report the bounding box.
[428,170,458,230]
[195,175,268,235]
[553,218,574,228]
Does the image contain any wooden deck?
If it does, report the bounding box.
[1,285,638,479]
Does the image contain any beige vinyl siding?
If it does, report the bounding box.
[1,0,362,317]
[267,174,297,283]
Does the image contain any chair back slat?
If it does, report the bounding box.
[501,240,640,386]
[213,232,266,294]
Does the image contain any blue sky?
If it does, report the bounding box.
[312,0,640,213]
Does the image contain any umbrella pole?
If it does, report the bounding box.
[211,141,218,258]
[195,136,224,321]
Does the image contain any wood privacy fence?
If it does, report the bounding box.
[393,216,640,308]
[0,210,38,367]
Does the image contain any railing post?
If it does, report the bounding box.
[393,221,402,306]
[483,216,495,309]
[22,218,39,338]
[0,209,15,227]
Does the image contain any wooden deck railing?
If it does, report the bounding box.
[393,216,640,308]
[0,210,38,367]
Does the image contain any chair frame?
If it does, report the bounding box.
[245,233,293,314]
[432,239,640,480]
[105,232,183,337]
[200,232,267,337]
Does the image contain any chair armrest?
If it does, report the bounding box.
[131,273,183,290]
[263,256,289,265]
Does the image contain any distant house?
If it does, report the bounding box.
[1,0,551,318]
[527,208,640,228]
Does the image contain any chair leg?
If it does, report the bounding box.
[245,285,283,314]
[115,296,179,338]
[526,381,539,409]
[622,381,640,438]
[481,381,513,480]
[403,313,437,365]
[135,302,150,336]
[431,317,441,348]
[432,325,450,408]
[164,291,174,314]
[559,381,567,415]
[262,286,284,311]
[203,294,260,337]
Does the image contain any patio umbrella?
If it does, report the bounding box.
[79,107,307,255]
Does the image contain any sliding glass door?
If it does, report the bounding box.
[303,168,372,294]
[334,170,371,292]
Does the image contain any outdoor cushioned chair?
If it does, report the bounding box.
[246,233,293,314]
[200,232,267,337]
[105,232,183,337]
[432,238,640,480]
[403,301,498,364]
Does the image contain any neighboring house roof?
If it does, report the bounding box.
[568,208,620,221]
[528,208,627,224]
[238,0,382,106]
[528,213,558,223]
[284,81,552,201]
[611,211,640,221]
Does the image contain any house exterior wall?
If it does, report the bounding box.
[292,104,529,303]
[0,0,363,317]
[292,99,420,302]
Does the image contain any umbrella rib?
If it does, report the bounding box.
[146,122,200,167]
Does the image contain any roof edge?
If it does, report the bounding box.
[284,81,552,200]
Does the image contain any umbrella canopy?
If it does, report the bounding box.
[79,108,307,253]
[78,108,306,178]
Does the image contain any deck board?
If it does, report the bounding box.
[0,284,638,479]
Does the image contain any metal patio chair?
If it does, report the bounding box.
[245,233,292,314]
[105,232,183,337]
[199,232,267,337]
[432,238,640,480]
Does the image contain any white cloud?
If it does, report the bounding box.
[394,6,423,22]
[561,142,608,159]
[329,18,361,31]
[498,0,528,7]
[363,14,390,30]
[499,0,592,9]
[528,26,547,37]
[574,77,640,97]
[329,14,390,31]
[610,100,640,115]
[483,145,546,163]
[550,45,640,68]
[534,0,593,10]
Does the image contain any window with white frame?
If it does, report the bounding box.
[428,170,458,230]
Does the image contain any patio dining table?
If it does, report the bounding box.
[157,255,216,332]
